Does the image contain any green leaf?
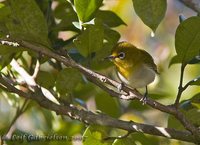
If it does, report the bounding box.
[83,125,112,145]
[90,28,120,70]
[185,108,200,127]
[54,0,78,32]
[113,137,136,145]
[190,93,200,109]
[56,68,82,94]
[96,10,126,27]
[95,91,119,117]
[36,71,55,89]
[0,45,24,70]
[74,19,104,57]
[132,0,166,32]
[74,0,103,22]
[169,55,180,67]
[0,3,10,21]
[104,28,120,46]
[5,0,50,47]
[175,16,200,64]
[167,115,185,130]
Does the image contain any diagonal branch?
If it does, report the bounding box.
[0,38,200,142]
[0,75,196,143]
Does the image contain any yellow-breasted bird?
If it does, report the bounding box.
[106,41,158,102]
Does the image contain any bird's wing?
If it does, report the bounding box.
[140,49,159,74]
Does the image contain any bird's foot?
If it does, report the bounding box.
[140,93,148,105]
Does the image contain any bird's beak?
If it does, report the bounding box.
[104,55,115,61]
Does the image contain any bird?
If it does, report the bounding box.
[106,41,158,102]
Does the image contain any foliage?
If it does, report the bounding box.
[0,0,200,145]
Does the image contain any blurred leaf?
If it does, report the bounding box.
[95,91,119,118]
[74,0,103,22]
[125,133,158,145]
[0,4,10,37]
[0,3,10,21]
[184,108,200,127]
[36,71,55,89]
[96,10,126,27]
[73,82,96,101]
[56,68,82,94]
[83,125,112,145]
[168,97,200,129]
[5,0,50,47]
[132,0,166,32]
[174,16,200,64]
[113,136,136,145]
[74,19,104,57]
[1,91,19,107]
[167,115,185,130]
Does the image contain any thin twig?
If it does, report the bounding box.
[175,64,186,106]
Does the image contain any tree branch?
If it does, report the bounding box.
[0,39,200,142]
[0,75,196,143]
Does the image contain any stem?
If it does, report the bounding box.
[175,64,186,106]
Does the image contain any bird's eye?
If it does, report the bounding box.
[118,52,125,59]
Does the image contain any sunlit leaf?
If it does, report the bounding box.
[132,0,166,32]
[74,0,103,22]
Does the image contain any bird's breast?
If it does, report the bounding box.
[117,64,156,88]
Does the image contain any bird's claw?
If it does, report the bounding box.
[140,96,147,105]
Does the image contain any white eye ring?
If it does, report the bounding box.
[118,52,125,59]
